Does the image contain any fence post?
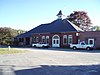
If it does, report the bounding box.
[8,46,10,51]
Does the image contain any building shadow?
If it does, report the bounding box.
[15,64,100,75]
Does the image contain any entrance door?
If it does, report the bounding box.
[88,39,94,45]
[25,37,30,45]
[52,35,60,47]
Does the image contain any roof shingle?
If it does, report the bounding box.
[17,19,83,38]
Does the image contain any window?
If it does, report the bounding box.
[63,35,67,45]
[53,40,55,44]
[78,39,80,44]
[68,35,73,44]
[32,36,36,42]
[81,43,85,45]
[46,36,49,44]
[42,36,45,43]
[88,39,94,45]
[36,36,39,42]
[57,40,59,44]
[19,38,24,42]
[90,40,93,44]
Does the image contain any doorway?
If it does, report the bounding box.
[52,35,60,47]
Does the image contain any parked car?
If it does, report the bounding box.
[32,42,49,48]
[70,42,94,50]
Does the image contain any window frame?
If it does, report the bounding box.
[88,38,94,45]
[42,36,45,43]
[36,36,39,42]
[63,35,67,45]
[68,35,73,44]
[46,36,49,44]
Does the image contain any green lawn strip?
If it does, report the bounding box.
[0,48,28,54]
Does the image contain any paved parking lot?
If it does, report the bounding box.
[0,48,100,75]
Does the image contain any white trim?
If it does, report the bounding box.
[67,20,84,32]
[63,35,67,45]
[42,36,45,43]
[46,36,49,39]
[78,39,80,44]
[52,34,60,47]
[42,36,45,39]
[36,36,39,42]
[46,36,49,43]
[88,38,94,45]
[68,35,73,45]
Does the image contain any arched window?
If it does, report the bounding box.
[42,36,45,43]
[63,35,67,45]
[68,35,73,44]
[36,36,39,42]
[32,36,35,42]
[46,36,49,44]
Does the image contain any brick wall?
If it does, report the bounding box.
[32,32,78,48]
[80,31,100,49]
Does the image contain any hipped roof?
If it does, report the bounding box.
[17,19,83,38]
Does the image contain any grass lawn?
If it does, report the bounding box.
[0,48,27,54]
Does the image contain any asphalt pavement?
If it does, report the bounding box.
[0,48,100,75]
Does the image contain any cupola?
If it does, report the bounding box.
[56,10,63,19]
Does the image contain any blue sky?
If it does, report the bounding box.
[0,0,100,31]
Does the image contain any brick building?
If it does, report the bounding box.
[79,31,100,49]
[16,10,83,48]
